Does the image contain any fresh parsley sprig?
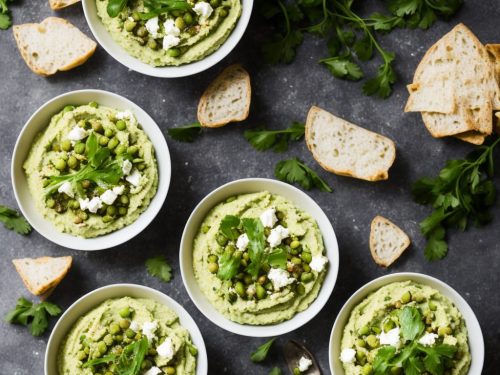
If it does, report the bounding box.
[259,0,462,98]
[146,256,172,282]
[167,122,202,143]
[250,338,276,362]
[412,137,500,261]
[107,0,190,18]
[5,297,62,336]
[0,205,31,235]
[244,122,305,152]
[0,0,14,30]
[275,158,332,192]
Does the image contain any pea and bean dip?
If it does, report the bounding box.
[340,281,471,375]
[23,102,158,238]
[96,0,242,66]
[192,191,329,325]
[58,297,198,375]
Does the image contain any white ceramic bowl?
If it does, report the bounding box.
[179,178,340,337]
[82,0,254,78]
[11,89,171,250]
[45,284,208,375]
[329,272,484,375]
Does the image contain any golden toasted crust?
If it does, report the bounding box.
[370,216,411,267]
[49,0,80,10]
[197,64,251,128]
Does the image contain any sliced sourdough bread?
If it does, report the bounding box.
[49,0,80,10]
[197,64,251,128]
[453,131,486,145]
[13,17,96,76]
[12,256,72,296]
[405,79,456,114]
[305,106,396,182]
[370,216,411,267]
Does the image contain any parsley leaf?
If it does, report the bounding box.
[267,247,287,269]
[275,158,332,192]
[244,122,305,152]
[250,338,276,362]
[5,297,62,336]
[0,205,31,235]
[167,122,202,143]
[217,246,242,280]
[242,218,266,278]
[399,306,425,341]
[145,256,172,283]
[0,0,13,30]
[412,137,500,261]
[116,336,149,375]
[320,55,364,81]
[269,367,282,375]
[219,215,241,240]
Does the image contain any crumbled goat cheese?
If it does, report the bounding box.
[122,159,133,175]
[309,255,329,272]
[236,233,249,251]
[126,169,141,187]
[259,208,278,228]
[100,189,118,205]
[112,185,125,195]
[164,19,180,36]
[379,327,401,347]
[145,17,160,38]
[298,356,313,372]
[418,332,439,346]
[267,267,295,290]
[163,34,180,50]
[143,366,162,375]
[193,2,213,20]
[267,225,289,247]
[142,321,158,342]
[340,348,356,363]
[157,337,174,360]
[66,126,88,141]
[58,181,74,198]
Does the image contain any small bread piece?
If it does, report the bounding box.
[13,17,96,76]
[453,131,486,145]
[305,106,396,182]
[486,44,500,83]
[49,0,80,10]
[197,64,251,128]
[12,256,72,296]
[370,216,410,267]
[405,79,456,114]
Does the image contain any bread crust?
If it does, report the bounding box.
[49,0,80,10]
[305,106,396,182]
[370,216,411,267]
[197,64,251,128]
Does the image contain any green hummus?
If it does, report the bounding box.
[340,281,471,375]
[23,103,158,238]
[58,297,198,375]
[193,191,329,325]
[96,0,242,66]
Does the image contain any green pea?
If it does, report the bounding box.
[371,326,381,334]
[183,12,193,25]
[438,326,452,336]
[302,264,311,272]
[300,272,313,283]
[413,293,425,303]
[104,128,115,138]
[127,145,139,155]
[361,364,373,375]
[68,156,78,169]
[114,144,127,155]
[92,121,104,134]
[107,206,117,216]
[356,338,366,347]
[124,19,137,32]
[301,251,312,263]
[383,320,395,333]
[401,291,412,304]
[78,210,88,221]
[77,350,87,360]
[141,359,152,370]
[81,179,91,189]
[69,199,80,209]
[210,0,220,6]
[167,48,181,58]
[358,325,370,336]
[429,301,437,311]
[291,256,302,265]
[201,224,210,233]
[46,198,56,208]
[116,120,127,131]
[207,254,218,263]
[102,215,113,223]
[99,136,109,146]
[243,274,253,285]
[136,26,148,37]
[108,137,119,150]
[119,307,131,318]
[258,275,267,285]
[54,159,67,171]
[104,334,114,346]
[137,163,146,171]
[89,101,99,108]
[234,281,245,297]
[293,368,301,375]
[147,38,158,50]
[216,233,228,246]
[290,240,301,249]
[208,262,218,273]
[188,343,198,356]
[256,284,266,300]
[366,334,379,348]
[219,8,228,17]
[125,328,135,339]
[61,139,72,152]
[120,195,129,205]
[132,11,141,21]
[63,105,75,114]
[356,349,366,364]
[175,16,185,29]
[109,323,121,334]
[390,367,403,375]
[74,142,85,154]
[296,283,306,295]
[165,367,176,375]
[97,341,107,354]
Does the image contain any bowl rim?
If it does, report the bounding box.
[44,283,208,375]
[81,0,254,78]
[179,177,340,337]
[11,89,171,250]
[328,272,484,375]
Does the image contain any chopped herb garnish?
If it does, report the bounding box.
[244,122,305,152]
[146,255,172,282]
[250,338,276,363]
[275,158,332,192]
[0,205,31,235]
[167,122,202,143]
[5,297,62,336]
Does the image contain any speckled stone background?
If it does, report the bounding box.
[1,1,499,374]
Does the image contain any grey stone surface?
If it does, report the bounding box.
[1,1,499,374]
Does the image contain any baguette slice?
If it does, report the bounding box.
[305,106,396,181]
[405,79,456,114]
[197,64,251,128]
[12,256,72,296]
[13,17,96,76]
[453,131,486,145]
[49,0,80,10]
[370,216,410,267]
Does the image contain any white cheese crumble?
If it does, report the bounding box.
[259,208,278,228]
[379,327,401,347]
[340,348,356,363]
[298,356,313,372]
[418,332,439,346]
[267,267,295,290]
[443,335,458,346]
[145,16,160,38]
[57,181,74,198]
[157,337,174,360]
[309,255,329,272]
[163,34,180,50]
[193,2,213,20]
[129,320,141,332]
[78,198,89,211]
[115,110,133,120]
[143,366,162,375]
[122,159,133,175]
[126,169,141,187]
[66,126,88,141]
[86,197,103,213]
[267,225,289,247]
[163,19,180,36]
[100,189,118,205]
[112,185,125,195]
[236,233,249,251]
[142,321,158,342]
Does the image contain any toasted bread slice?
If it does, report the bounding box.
[305,106,396,182]
[13,17,96,76]
[370,216,410,267]
[49,0,80,10]
[453,131,486,145]
[197,64,251,128]
[12,256,72,296]
[486,44,500,83]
